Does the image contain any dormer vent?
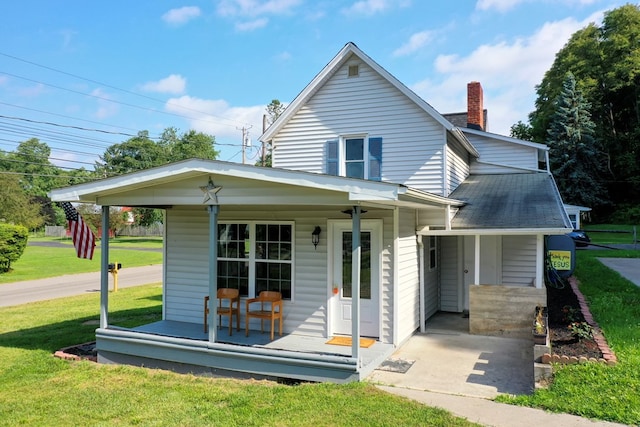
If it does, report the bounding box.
[348,64,359,77]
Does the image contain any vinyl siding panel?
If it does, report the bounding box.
[446,135,470,195]
[466,133,539,174]
[502,235,537,287]
[396,208,419,343]
[440,236,460,312]
[272,56,447,195]
[165,206,395,343]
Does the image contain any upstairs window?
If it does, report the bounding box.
[326,136,382,181]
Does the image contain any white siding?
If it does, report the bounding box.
[466,133,539,174]
[165,206,396,343]
[445,135,470,195]
[396,208,420,343]
[272,56,448,195]
[502,235,537,287]
[440,236,460,312]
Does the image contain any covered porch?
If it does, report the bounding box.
[96,320,395,383]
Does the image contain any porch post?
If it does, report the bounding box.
[100,205,109,329]
[474,234,480,285]
[535,234,544,288]
[208,205,219,342]
[351,206,361,363]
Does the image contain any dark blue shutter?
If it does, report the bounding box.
[326,139,339,176]
[368,137,382,181]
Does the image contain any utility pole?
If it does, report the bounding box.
[238,125,252,164]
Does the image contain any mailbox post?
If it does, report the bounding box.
[108,262,122,292]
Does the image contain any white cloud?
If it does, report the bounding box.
[341,0,410,16]
[393,31,434,57]
[18,83,46,97]
[162,6,202,25]
[217,0,302,17]
[140,74,187,95]
[476,0,599,13]
[475,0,525,12]
[411,11,605,135]
[91,88,119,119]
[274,50,292,61]
[236,18,269,31]
[165,95,265,142]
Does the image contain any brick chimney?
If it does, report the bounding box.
[467,81,484,131]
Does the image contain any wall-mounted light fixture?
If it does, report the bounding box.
[312,226,321,249]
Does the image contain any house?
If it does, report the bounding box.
[49,42,572,383]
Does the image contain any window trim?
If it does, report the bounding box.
[428,235,437,271]
[327,135,381,181]
[217,221,295,301]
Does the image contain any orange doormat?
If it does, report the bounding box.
[326,336,375,348]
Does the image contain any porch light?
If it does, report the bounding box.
[312,226,321,249]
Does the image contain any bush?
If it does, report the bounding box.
[0,224,28,273]
[609,204,640,224]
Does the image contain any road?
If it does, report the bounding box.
[0,264,162,307]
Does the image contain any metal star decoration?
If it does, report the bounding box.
[200,178,222,204]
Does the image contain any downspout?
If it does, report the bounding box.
[351,206,361,367]
[535,234,544,288]
[100,206,110,329]
[208,205,219,342]
[417,234,426,333]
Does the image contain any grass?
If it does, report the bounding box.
[583,224,639,245]
[0,284,477,426]
[497,249,640,425]
[29,235,164,249]
[0,239,162,284]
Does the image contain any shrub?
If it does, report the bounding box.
[0,224,28,273]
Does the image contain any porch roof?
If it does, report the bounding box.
[48,158,462,210]
[449,173,573,231]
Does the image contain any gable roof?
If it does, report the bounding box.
[260,42,479,158]
[48,158,463,210]
[449,173,572,232]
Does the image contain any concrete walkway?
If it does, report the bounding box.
[597,258,640,287]
[368,313,627,426]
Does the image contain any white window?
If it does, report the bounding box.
[326,136,382,181]
[429,236,437,271]
[217,222,293,299]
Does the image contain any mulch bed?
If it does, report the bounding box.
[545,277,618,366]
[546,282,603,360]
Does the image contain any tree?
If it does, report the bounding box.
[509,121,533,141]
[0,224,28,273]
[258,99,286,167]
[96,127,219,226]
[524,4,640,218]
[547,73,608,208]
[0,174,45,230]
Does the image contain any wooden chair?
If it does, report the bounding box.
[204,288,240,335]
[245,291,283,340]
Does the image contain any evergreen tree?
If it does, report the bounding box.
[547,73,608,208]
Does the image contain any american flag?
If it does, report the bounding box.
[61,202,96,260]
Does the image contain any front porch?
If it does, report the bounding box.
[96,320,395,383]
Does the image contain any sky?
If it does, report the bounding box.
[0,0,629,171]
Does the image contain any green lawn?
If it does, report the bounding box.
[0,284,476,426]
[497,249,640,425]
[0,239,162,284]
[584,224,639,245]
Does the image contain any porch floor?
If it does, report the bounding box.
[131,320,394,373]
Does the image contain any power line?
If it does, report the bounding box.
[0,51,246,129]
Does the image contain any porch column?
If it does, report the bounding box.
[474,234,480,285]
[207,205,219,342]
[351,206,361,363]
[535,234,544,288]
[100,205,109,329]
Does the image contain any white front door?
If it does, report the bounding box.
[329,220,381,338]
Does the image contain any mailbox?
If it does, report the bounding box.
[108,263,122,271]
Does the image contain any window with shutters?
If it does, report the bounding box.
[325,136,382,181]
